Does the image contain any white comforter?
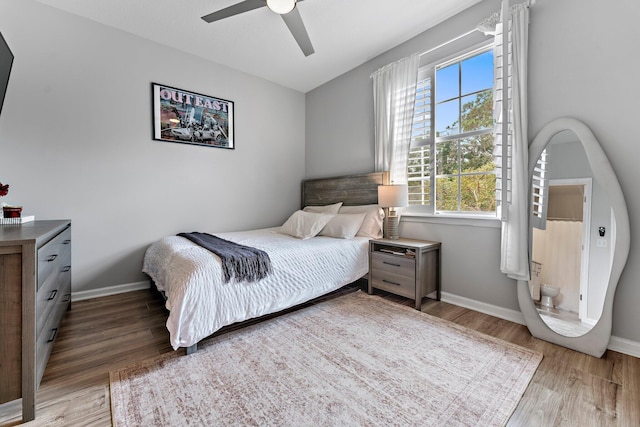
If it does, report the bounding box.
[143,227,369,349]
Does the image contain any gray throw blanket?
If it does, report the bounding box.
[177,232,272,283]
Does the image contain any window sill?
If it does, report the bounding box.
[400,213,501,229]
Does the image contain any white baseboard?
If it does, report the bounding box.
[441,292,526,326]
[608,336,640,359]
[71,281,150,302]
[441,292,640,359]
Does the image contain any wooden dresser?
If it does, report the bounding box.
[0,220,71,422]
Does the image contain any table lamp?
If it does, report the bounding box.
[378,184,408,240]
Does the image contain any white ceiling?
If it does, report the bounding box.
[36,0,483,93]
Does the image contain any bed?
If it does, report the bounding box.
[143,172,388,353]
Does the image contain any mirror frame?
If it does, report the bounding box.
[517,117,630,357]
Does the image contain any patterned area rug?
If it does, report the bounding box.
[110,291,542,426]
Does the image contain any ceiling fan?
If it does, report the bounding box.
[201,0,314,57]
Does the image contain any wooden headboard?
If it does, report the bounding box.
[301,171,389,208]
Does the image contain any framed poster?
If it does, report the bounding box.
[152,83,234,149]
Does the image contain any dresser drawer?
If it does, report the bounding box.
[35,283,69,386]
[35,314,60,385]
[35,224,71,386]
[36,254,71,340]
[36,273,62,339]
[371,252,415,278]
[37,226,71,291]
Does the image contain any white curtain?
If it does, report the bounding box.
[480,2,530,281]
[371,53,420,184]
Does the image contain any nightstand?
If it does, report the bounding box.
[368,238,441,310]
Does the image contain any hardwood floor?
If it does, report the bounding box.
[0,284,638,426]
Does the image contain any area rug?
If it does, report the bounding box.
[110,291,542,426]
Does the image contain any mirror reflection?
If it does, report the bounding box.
[528,130,613,337]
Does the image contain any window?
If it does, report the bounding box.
[408,46,496,215]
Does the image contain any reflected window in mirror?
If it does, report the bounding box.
[531,148,548,230]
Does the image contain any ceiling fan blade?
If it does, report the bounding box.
[281,7,315,57]
[201,0,266,23]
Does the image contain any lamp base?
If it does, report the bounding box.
[384,216,400,240]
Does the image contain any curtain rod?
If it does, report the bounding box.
[418,29,478,58]
[419,0,534,58]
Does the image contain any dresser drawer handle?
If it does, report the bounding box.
[383,261,401,267]
[62,266,71,272]
[382,279,401,286]
[62,293,71,303]
[47,254,58,262]
[47,289,58,301]
[63,240,71,245]
[47,328,58,343]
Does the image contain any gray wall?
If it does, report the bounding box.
[306,0,640,342]
[0,1,306,293]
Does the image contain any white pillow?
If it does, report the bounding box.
[319,213,367,239]
[302,202,343,214]
[338,205,385,238]
[279,210,334,240]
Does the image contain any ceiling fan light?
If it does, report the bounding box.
[266,0,296,14]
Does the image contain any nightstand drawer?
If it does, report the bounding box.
[371,252,415,277]
[370,270,416,299]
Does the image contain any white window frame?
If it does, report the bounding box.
[406,42,496,218]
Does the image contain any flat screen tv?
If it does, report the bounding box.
[0,32,14,116]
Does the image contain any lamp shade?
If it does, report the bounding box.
[266,0,296,14]
[377,185,408,208]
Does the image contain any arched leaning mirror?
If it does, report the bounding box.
[517,117,630,357]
